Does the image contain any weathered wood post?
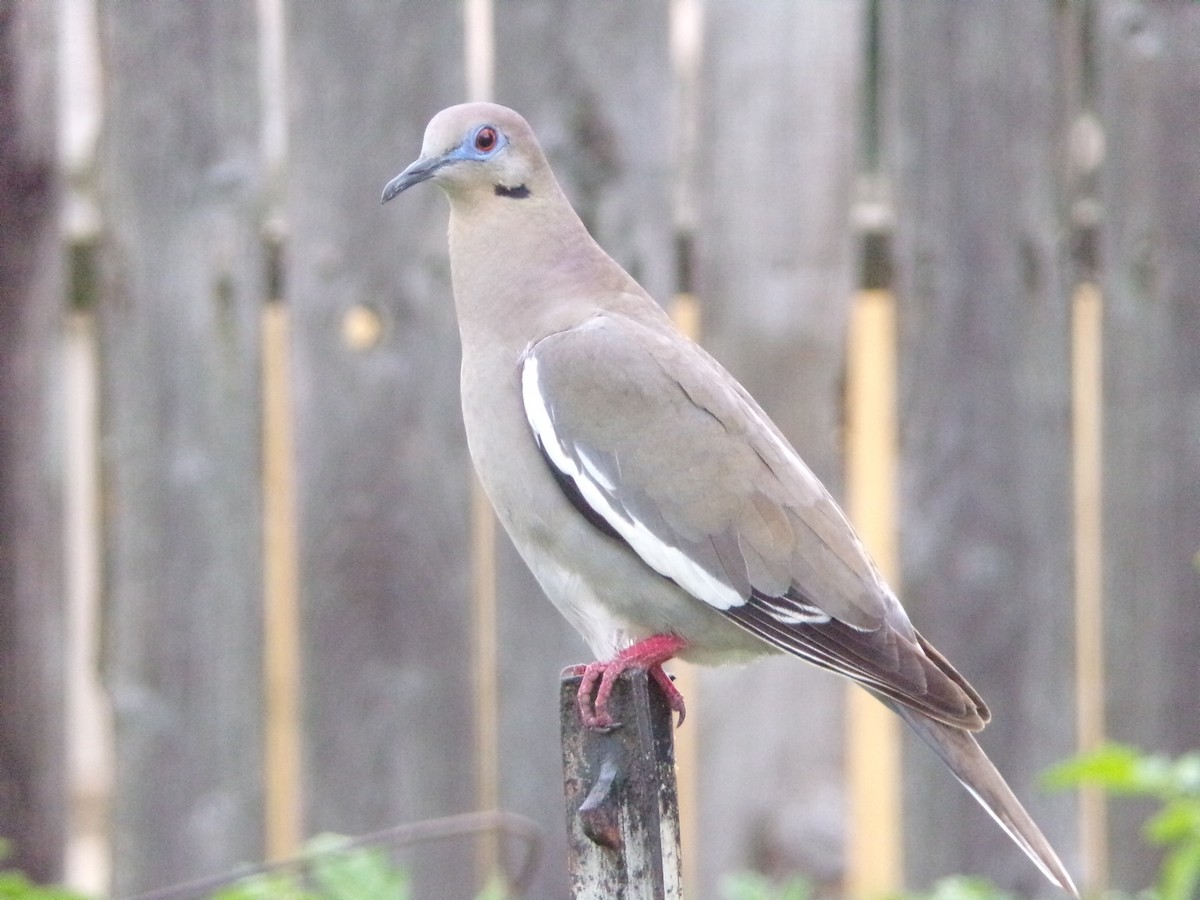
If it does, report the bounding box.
[560,668,682,900]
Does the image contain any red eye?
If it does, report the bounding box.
[474,126,498,153]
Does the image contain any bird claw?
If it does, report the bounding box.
[649,665,686,728]
[574,643,687,732]
[577,659,622,730]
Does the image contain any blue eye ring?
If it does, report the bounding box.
[473,125,499,154]
[451,125,508,164]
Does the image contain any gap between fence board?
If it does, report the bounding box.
[1071,283,1106,890]
[263,304,303,861]
[668,292,701,897]
[845,288,903,895]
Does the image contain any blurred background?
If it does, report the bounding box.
[1,1,1197,897]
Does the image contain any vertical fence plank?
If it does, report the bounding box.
[1096,1,1200,890]
[883,4,1079,893]
[490,6,675,896]
[285,5,475,896]
[0,1,66,882]
[95,2,266,893]
[690,2,863,890]
[495,2,676,305]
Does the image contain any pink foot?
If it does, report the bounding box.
[575,633,688,731]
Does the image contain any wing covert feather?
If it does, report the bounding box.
[524,314,885,624]
[522,313,987,729]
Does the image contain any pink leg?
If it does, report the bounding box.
[575,633,688,731]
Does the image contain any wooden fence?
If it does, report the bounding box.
[2,1,1198,897]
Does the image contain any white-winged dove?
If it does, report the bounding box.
[382,102,1078,896]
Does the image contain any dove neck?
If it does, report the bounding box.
[447,187,635,346]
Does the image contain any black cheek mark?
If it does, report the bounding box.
[494,184,531,199]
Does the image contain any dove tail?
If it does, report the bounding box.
[885,699,1079,897]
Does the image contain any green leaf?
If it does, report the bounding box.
[207,833,410,900]
[308,839,408,900]
[1160,843,1200,900]
[1043,744,1151,794]
[0,871,95,900]
[1144,800,1200,846]
[1046,744,1200,900]
[719,871,812,900]
[888,875,1018,900]
[1042,743,1200,800]
[210,871,318,900]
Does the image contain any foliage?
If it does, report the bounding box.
[5,745,1200,899]
[211,834,409,900]
[208,871,317,900]
[1045,743,1200,900]
[720,870,813,900]
[717,873,1018,900]
[209,832,514,900]
[0,842,93,900]
[0,873,94,900]
[720,747,1199,900]
[0,832,514,900]
[887,876,1017,900]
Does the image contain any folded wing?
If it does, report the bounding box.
[522,312,988,730]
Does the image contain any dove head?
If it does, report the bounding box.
[382,102,549,206]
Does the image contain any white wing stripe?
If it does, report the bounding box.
[761,601,831,625]
[522,356,744,611]
[577,447,617,492]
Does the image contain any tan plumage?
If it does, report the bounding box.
[382,102,1078,896]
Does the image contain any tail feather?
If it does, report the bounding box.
[885,698,1079,898]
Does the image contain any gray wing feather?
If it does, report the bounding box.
[523,313,987,730]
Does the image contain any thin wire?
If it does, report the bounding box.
[120,810,544,900]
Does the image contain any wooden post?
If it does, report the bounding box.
[561,669,682,900]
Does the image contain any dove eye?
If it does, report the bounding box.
[474,126,498,153]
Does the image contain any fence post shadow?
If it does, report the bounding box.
[560,668,682,899]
